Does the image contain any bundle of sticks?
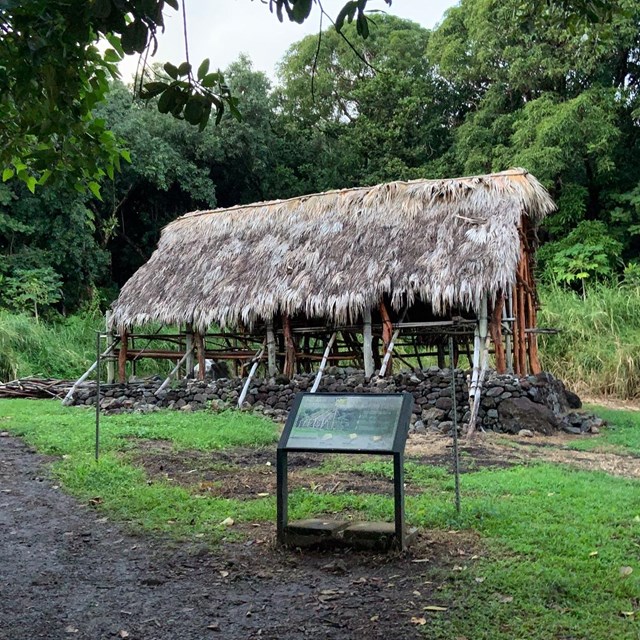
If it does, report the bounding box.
[0,378,74,399]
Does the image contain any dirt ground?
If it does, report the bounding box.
[1,435,481,640]
[2,427,639,640]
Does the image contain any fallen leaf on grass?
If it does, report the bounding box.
[412,558,430,563]
[411,617,427,625]
[118,631,130,639]
[257,492,269,497]
[370,615,379,622]
[219,570,229,578]
[620,566,633,577]
[497,595,514,604]
[588,551,598,557]
[424,605,448,612]
[475,577,485,583]
[88,497,102,505]
[220,517,234,527]
[620,611,635,618]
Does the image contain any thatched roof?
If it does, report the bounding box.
[110,168,555,332]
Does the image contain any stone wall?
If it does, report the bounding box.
[71,367,601,435]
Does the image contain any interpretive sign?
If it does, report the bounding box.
[277,392,414,549]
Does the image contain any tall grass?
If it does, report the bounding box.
[539,283,640,398]
[0,310,99,381]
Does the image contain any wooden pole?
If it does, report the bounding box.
[469,295,487,400]
[105,312,115,384]
[363,308,374,378]
[195,331,206,381]
[266,319,277,376]
[155,350,192,396]
[379,301,394,376]
[185,322,195,378]
[379,329,400,378]
[238,344,266,407]
[283,314,296,379]
[504,291,514,374]
[310,333,337,393]
[490,295,506,374]
[118,330,128,383]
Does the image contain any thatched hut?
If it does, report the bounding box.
[108,168,555,393]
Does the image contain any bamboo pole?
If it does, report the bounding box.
[266,319,277,376]
[504,291,514,374]
[466,334,490,438]
[118,330,128,383]
[362,308,374,378]
[310,332,337,393]
[283,314,296,378]
[469,295,487,400]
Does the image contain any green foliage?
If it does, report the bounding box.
[538,284,640,398]
[2,267,62,320]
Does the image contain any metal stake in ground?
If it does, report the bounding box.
[95,331,101,462]
[449,336,461,513]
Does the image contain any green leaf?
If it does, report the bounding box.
[197,58,210,81]
[292,0,313,23]
[201,72,222,88]
[141,81,169,98]
[356,12,369,38]
[88,181,102,200]
[25,176,37,193]
[178,62,192,77]
[2,168,14,182]
[120,150,132,163]
[164,62,179,80]
[121,20,148,55]
[184,96,205,125]
[335,1,358,32]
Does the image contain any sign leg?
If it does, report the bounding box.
[276,449,288,544]
[393,451,405,550]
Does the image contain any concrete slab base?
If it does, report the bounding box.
[282,519,349,547]
[282,519,417,551]
[342,521,418,551]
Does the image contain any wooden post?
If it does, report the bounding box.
[379,328,399,378]
[283,314,296,379]
[105,312,115,384]
[490,295,506,374]
[195,331,206,381]
[185,322,195,378]
[469,295,487,400]
[504,291,514,374]
[363,308,374,378]
[437,342,446,369]
[266,319,277,376]
[379,300,394,376]
[118,330,128,383]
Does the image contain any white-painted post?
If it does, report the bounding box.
[363,308,374,378]
[467,294,489,437]
[105,312,115,384]
[238,345,265,408]
[155,350,191,396]
[62,340,119,406]
[310,332,337,393]
[185,322,195,378]
[379,329,400,378]
[266,319,277,376]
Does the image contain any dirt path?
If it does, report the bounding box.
[0,435,476,640]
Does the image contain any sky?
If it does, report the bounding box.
[118,0,458,83]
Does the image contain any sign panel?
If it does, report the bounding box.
[279,392,412,453]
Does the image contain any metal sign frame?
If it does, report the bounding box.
[276,392,414,547]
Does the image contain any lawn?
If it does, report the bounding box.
[1,398,639,639]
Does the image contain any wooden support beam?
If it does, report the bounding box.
[105,312,115,384]
[185,322,195,378]
[195,332,206,381]
[490,295,506,374]
[118,330,128,383]
[379,300,394,376]
[283,314,296,379]
[266,319,277,376]
[310,333,337,393]
[363,308,374,378]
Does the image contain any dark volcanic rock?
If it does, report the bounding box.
[498,396,559,435]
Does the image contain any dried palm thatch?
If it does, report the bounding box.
[110,168,555,333]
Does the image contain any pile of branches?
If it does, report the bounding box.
[0,378,73,399]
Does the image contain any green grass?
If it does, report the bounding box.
[569,406,640,456]
[1,399,639,639]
